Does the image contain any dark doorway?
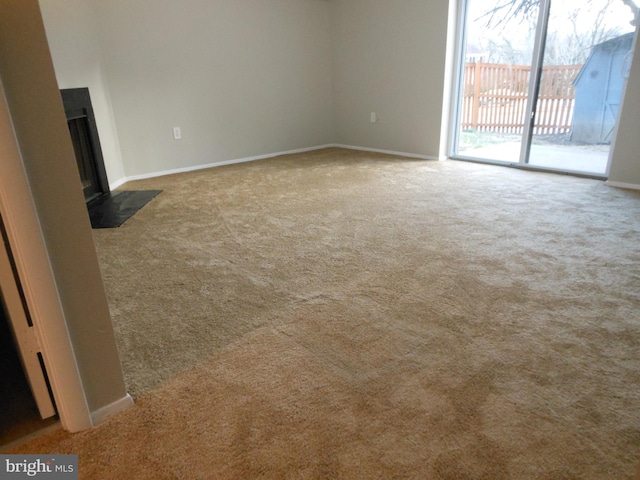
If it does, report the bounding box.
[61,88,109,203]
[0,298,58,448]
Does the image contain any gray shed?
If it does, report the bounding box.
[571,32,634,144]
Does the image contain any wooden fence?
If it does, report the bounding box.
[461,62,583,135]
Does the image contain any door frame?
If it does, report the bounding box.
[449,0,549,169]
[448,0,633,179]
[519,0,552,166]
[0,213,56,420]
[0,80,92,433]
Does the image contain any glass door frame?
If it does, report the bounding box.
[448,0,618,179]
[520,0,551,166]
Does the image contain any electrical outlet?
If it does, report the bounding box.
[370,112,377,123]
[173,127,182,140]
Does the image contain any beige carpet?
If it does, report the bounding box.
[10,148,640,478]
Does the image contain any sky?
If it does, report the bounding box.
[466,0,636,64]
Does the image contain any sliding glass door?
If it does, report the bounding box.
[454,0,538,163]
[451,0,637,176]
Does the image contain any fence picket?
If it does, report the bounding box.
[462,62,582,135]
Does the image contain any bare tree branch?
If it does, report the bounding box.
[481,0,638,27]
[478,0,539,28]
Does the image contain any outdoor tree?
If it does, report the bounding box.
[476,0,637,65]
[481,0,638,28]
[545,1,630,64]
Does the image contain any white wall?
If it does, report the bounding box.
[332,0,452,158]
[0,0,129,422]
[608,30,640,188]
[39,0,126,188]
[37,0,640,184]
[93,0,334,178]
[40,0,453,178]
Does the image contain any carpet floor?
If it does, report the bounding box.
[9,148,640,479]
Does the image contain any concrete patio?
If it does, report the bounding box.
[457,141,610,175]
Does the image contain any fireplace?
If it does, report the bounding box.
[60,88,109,203]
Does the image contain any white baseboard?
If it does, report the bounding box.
[117,144,337,185]
[109,177,128,190]
[91,393,134,426]
[605,180,640,191]
[107,143,436,188]
[334,144,438,161]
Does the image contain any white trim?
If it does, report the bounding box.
[605,180,640,191]
[605,28,640,178]
[334,144,437,160]
[448,0,469,158]
[91,394,134,426]
[439,0,458,160]
[120,144,337,183]
[108,144,436,188]
[0,80,92,433]
[0,239,55,418]
[109,177,128,191]
[519,0,552,165]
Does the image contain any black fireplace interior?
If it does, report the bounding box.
[61,88,161,229]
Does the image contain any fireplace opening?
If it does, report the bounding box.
[60,88,109,203]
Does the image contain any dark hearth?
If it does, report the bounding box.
[88,190,162,229]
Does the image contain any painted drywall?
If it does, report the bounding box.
[608,30,640,188]
[38,0,640,183]
[0,0,129,415]
[39,0,126,188]
[91,0,334,178]
[332,0,451,158]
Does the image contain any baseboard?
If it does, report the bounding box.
[91,393,134,426]
[108,143,435,188]
[334,144,438,161]
[120,144,337,184]
[605,180,640,191]
[109,177,128,190]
